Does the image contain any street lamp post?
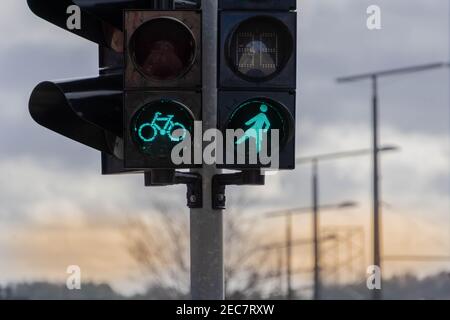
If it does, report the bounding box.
[297,145,399,300]
[286,211,293,300]
[267,201,358,300]
[312,159,319,300]
[337,62,447,300]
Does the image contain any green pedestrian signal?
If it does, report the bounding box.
[227,99,292,153]
[219,3,296,170]
[235,104,271,153]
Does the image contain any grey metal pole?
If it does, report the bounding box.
[190,0,224,300]
[286,212,293,300]
[336,62,446,300]
[312,160,320,300]
[277,247,283,295]
[372,75,382,300]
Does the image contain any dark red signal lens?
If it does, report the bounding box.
[130,18,196,81]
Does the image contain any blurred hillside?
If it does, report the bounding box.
[1,272,449,300]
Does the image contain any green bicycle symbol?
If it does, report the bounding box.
[137,112,187,143]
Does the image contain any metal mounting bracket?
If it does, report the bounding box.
[144,169,203,209]
[212,170,265,210]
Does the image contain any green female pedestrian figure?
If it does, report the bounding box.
[236,104,271,153]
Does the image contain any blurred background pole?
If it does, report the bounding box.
[312,159,320,301]
[371,75,382,301]
[337,62,447,300]
[267,201,358,300]
[190,0,224,300]
[286,212,293,300]
[297,146,398,300]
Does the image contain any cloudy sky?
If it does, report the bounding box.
[0,0,448,295]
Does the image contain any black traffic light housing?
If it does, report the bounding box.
[218,3,297,171]
[124,91,201,169]
[219,0,296,11]
[123,9,202,169]
[27,0,126,161]
[219,11,297,90]
[99,46,132,175]
[27,1,295,209]
[73,0,172,30]
[29,74,123,157]
[124,10,202,89]
[27,1,204,208]
[217,91,295,170]
[52,1,201,32]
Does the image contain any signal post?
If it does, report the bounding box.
[27,0,297,300]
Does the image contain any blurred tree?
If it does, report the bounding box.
[124,194,279,299]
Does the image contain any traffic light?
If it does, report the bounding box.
[218,0,296,10]
[218,1,297,170]
[123,9,202,169]
[27,0,291,210]
[27,1,202,173]
[27,1,126,162]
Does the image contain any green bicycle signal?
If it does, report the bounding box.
[137,112,187,143]
[131,100,194,155]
